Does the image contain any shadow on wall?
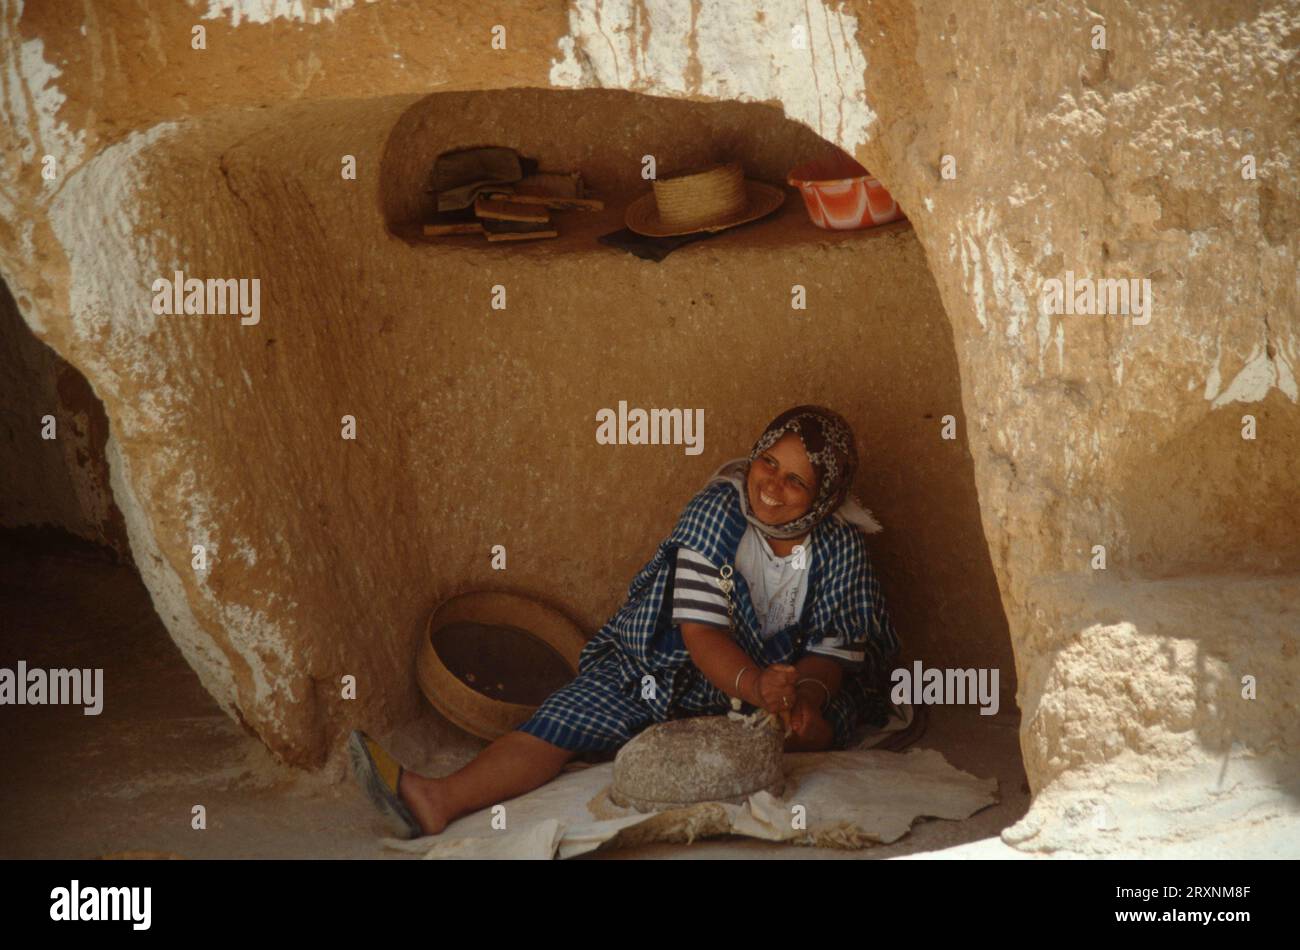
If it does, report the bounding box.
[1112,391,1300,578]
[0,278,129,558]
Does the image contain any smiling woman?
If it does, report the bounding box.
[350,404,902,838]
[750,434,819,534]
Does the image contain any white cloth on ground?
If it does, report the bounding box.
[381,746,996,860]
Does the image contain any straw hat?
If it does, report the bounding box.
[625,162,786,237]
[416,591,587,741]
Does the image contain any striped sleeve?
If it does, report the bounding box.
[805,637,868,666]
[804,525,898,675]
[671,546,731,630]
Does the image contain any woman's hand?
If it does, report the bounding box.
[756,664,798,718]
[786,693,834,751]
[790,691,819,737]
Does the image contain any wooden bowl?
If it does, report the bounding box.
[417,591,587,740]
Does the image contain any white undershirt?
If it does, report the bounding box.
[671,526,812,640]
[735,524,811,639]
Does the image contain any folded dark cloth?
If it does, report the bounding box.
[597,227,718,262]
[432,146,525,212]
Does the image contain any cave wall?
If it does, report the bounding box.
[0,277,126,554]
[1,0,1295,848]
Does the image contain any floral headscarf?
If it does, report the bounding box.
[744,405,860,539]
[707,405,878,542]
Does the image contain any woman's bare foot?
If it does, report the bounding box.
[391,731,576,836]
[399,771,452,836]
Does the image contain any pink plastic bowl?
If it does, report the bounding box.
[788,157,906,230]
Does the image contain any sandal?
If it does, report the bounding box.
[347,730,424,839]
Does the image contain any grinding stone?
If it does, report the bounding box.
[610,715,785,812]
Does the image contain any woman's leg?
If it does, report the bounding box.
[400,731,576,835]
[398,661,649,835]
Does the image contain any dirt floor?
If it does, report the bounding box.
[0,533,1030,859]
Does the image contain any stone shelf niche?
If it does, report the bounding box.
[382,88,898,257]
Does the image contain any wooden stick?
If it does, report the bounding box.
[482,219,558,242]
[483,191,604,212]
[422,221,484,236]
[484,229,559,242]
[474,196,550,223]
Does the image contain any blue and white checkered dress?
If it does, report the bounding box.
[517,480,900,753]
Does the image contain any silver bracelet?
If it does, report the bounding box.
[795,677,831,711]
[734,666,757,701]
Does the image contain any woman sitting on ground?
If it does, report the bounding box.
[352,405,900,838]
